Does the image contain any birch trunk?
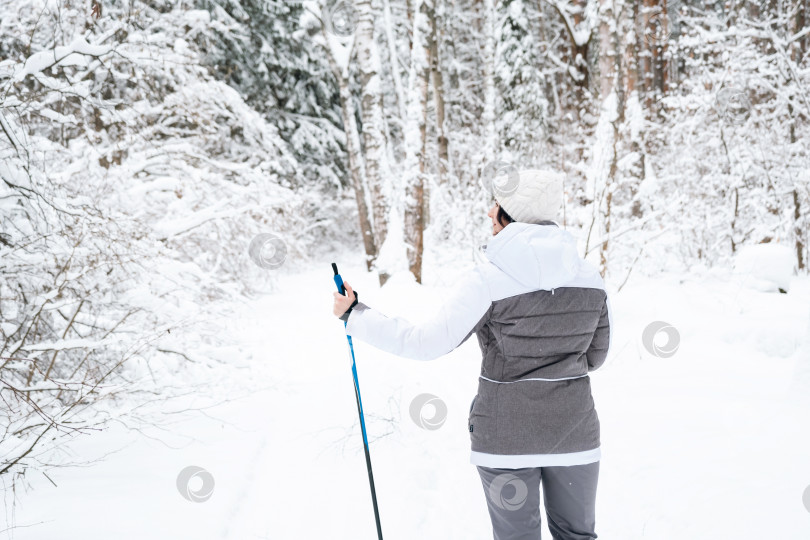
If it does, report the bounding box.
[322,32,377,272]
[597,0,617,278]
[482,0,496,165]
[430,0,448,186]
[626,0,646,218]
[355,0,392,284]
[641,0,654,103]
[403,0,432,283]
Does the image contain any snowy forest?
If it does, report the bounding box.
[1,0,809,538]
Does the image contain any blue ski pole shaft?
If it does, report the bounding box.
[332,263,383,540]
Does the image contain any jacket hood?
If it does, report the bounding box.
[481,222,582,289]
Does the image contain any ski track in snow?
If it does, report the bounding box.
[3,254,810,539]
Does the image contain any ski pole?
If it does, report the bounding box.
[332,263,384,540]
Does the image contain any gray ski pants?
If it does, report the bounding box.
[476,461,599,540]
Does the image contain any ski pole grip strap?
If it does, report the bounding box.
[340,291,359,322]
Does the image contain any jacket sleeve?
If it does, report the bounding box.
[344,266,492,361]
[585,292,612,372]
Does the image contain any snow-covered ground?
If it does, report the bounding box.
[3,250,810,539]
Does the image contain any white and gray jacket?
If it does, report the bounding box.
[342,221,613,468]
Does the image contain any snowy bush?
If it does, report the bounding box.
[0,0,345,482]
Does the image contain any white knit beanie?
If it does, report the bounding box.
[491,168,564,224]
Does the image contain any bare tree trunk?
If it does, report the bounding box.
[382,0,407,122]
[796,0,807,60]
[598,0,615,100]
[568,0,593,109]
[793,188,805,271]
[632,0,643,99]
[788,77,806,270]
[404,0,432,283]
[625,3,637,95]
[482,0,497,165]
[657,0,670,92]
[626,0,645,218]
[641,0,654,103]
[322,34,378,272]
[544,0,594,166]
[597,0,619,278]
[430,0,448,188]
[356,0,392,285]
[730,186,740,254]
[381,0,409,169]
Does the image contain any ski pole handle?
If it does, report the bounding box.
[332,262,345,295]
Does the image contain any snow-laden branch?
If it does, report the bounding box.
[789,23,810,44]
[545,0,598,49]
[8,335,129,353]
[302,1,356,78]
[11,36,113,83]
[152,198,232,239]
